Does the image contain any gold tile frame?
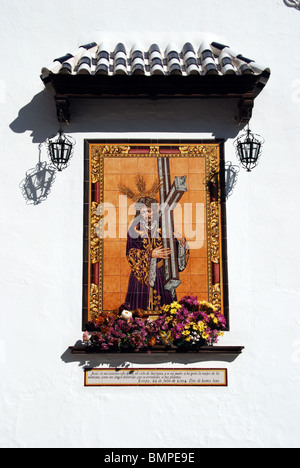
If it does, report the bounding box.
[83,141,229,330]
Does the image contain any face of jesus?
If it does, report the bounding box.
[140,207,153,223]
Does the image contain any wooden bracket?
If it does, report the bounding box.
[238,95,254,125]
[55,95,71,124]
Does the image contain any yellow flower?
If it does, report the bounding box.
[200,301,216,312]
[209,313,218,324]
[167,331,173,340]
[202,333,209,340]
[160,330,174,345]
[197,321,206,332]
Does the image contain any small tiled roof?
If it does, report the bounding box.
[41,41,270,80]
[41,41,271,124]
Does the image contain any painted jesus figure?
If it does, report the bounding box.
[124,196,190,313]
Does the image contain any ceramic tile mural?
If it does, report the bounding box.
[83,142,229,328]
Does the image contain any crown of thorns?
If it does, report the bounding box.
[118,174,163,203]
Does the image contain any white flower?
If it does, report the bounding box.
[82,331,91,343]
[121,310,133,321]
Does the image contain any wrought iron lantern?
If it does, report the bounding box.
[234,126,264,172]
[284,0,300,11]
[46,122,75,171]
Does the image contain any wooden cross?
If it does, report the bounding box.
[157,158,187,293]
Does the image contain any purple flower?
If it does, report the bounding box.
[179,295,199,310]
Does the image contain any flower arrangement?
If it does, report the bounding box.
[158,296,226,350]
[84,311,161,352]
[83,296,226,352]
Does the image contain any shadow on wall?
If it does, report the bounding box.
[10,89,244,143]
[10,90,59,144]
[10,89,244,204]
[61,341,240,368]
[19,143,57,206]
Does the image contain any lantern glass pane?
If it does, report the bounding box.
[252,142,261,161]
[61,143,72,161]
[243,143,251,162]
[49,142,72,169]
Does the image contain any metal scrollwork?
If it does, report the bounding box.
[283,0,300,10]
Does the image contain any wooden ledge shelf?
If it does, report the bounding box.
[69,345,244,355]
[49,73,267,125]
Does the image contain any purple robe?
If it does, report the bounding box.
[124,223,189,312]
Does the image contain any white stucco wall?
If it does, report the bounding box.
[1,0,300,449]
